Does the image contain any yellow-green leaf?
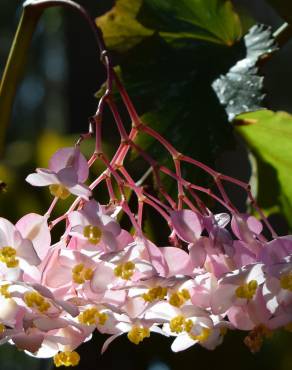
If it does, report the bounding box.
[235,109,292,227]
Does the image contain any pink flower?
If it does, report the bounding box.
[0,217,40,280]
[26,147,91,200]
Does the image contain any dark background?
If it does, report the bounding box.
[0,1,291,369]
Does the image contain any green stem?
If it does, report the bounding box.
[0,0,108,157]
[0,7,42,155]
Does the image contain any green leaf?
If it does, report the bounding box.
[97,0,242,51]
[266,0,292,25]
[235,109,292,227]
[96,0,153,52]
[138,0,242,45]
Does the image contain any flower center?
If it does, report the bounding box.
[83,225,102,244]
[24,291,50,313]
[169,289,190,307]
[54,351,80,367]
[72,263,94,284]
[142,286,167,302]
[127,326,150,345]
[235,280,258,299]
[0,284,11,298]
[0,246,19,268]
[169,315,211,342]
[114,261,135,280]
[280,273,292,291]
[169,315,186,333]
[78,308,108,326]
[49,184,70,200]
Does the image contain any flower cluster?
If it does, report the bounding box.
[0,141,291,368]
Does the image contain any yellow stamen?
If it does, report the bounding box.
[24,291,50,313]
[83,225,102,244]
[78,308,108,326]
[127,326,150,345]
[114,261,135,280]
[0,284,11,298]
[169,289,190,307]
[280,273,292,291]
[0,247,19,268]
[0,323,5,333]
[49,184,70,200]
[169,315,186,333]
[54,351,80,367]
[142,286,167,302]
[72,263,93,285]
[235,280,258,299]
[189,327,211,342]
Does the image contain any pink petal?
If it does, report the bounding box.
[211,284,236,314]
[227,306,254,330]
[189,239,207,268]
[13,332,44,353]
[68,183,91,200]
[171,210,203,243]
[57,167,78,187]
[171,333,197,352]
[161,247,193,276]
[49,147,89,182]
[26,169,58,186]
[144,239,169,277]
[101,333,122,354]
[16,213,51,259]
[91,262,115,293]
[17,238,41,266]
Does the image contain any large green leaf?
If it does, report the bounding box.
[97,0,242,51]
[235,109,292,226]
[138,0,242,45]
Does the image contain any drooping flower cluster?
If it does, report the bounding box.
[0,138,291,367]
[1,5,291,364]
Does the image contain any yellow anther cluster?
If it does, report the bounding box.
[235,280,258,299]
[0,284,11,298]
[24,291,50,313]
[280,273,292,291]
[0,247,19,268]
[83,225,102,244]
[72,264,93,284]
[53,351,80,367]
[169,315,211,342]
[169,289,190,307]
[169,315,186,333]
[127,326,150,345]
[189,327,211,342]
[49,184,70,200]
[78,308,108,326]
[142,286,167,302]
[114,261,135,280]
[0,323,5,333]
